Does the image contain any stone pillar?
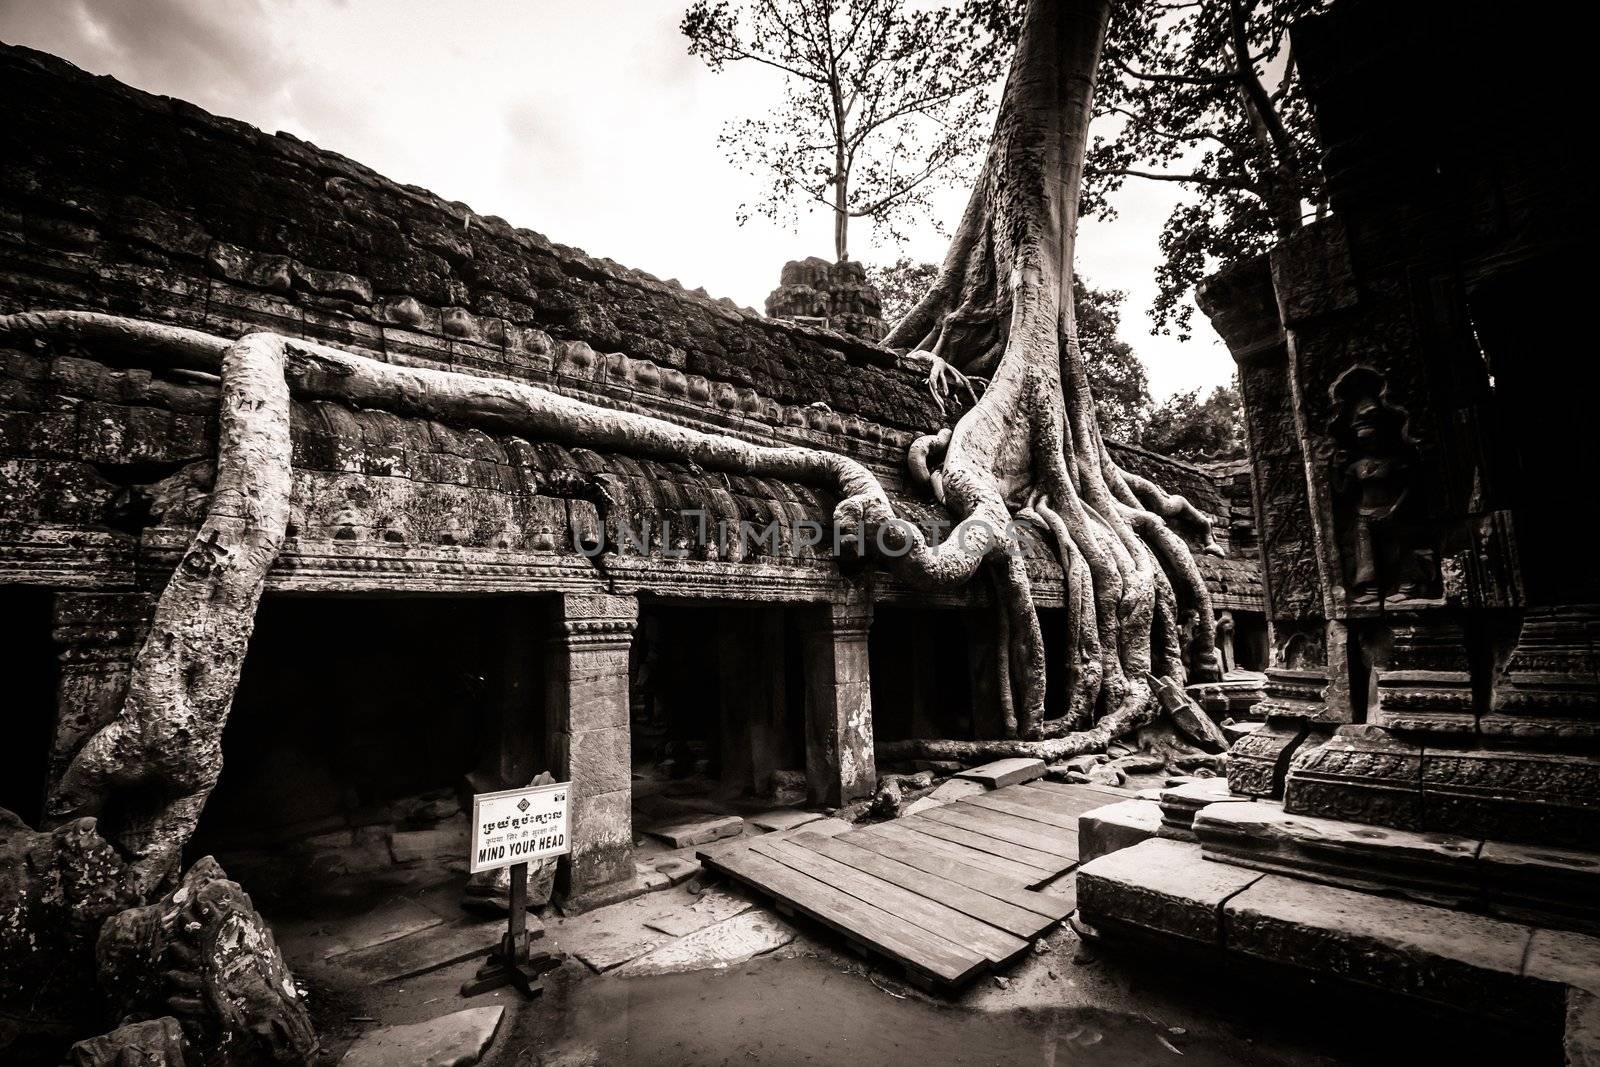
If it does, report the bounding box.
[47,592,154,809]
[801,594,876,807]
[544,592,637,904]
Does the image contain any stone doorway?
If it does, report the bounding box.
[0,587,57,827]
[630,601,806,801]
[189,593,546,909]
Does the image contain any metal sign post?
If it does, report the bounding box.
[461,781,571,998]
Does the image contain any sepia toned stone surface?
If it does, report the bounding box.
[1077,838,1263,945]
[1077,799,1162,863]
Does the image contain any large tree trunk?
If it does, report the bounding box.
[0,0,1227,880]
[883,0,1222,746]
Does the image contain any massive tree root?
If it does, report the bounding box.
[0,0,1227,886]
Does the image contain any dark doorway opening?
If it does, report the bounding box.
[631,601,804,799]
[868,606,975,742]
[0,587,57,827]
[190,593,545,904]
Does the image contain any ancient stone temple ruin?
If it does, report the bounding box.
[1075,1,1598,1056]
[0,31,1268,1062]
[764,256,888,342]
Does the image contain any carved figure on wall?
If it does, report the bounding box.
[1327,366,1435,606]
[1215,610,1236,673]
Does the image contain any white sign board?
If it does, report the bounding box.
[469,781,571,874]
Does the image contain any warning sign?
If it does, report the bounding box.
[469,781,571,874]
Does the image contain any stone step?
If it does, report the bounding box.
[1194,800,1600,935]
[1077,837,1600,1052]
[1077,798,1163,864]
[1157,777,1251,840]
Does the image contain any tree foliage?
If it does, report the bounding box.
[1086,0,1328,338]
[683,0,1021,261]
[1140,383,1245,460]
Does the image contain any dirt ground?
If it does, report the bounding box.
[289,861,1548,1067]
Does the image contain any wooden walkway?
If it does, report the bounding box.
[700,780,1114,990]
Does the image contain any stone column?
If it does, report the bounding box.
[46,592,154,810]
[544,592,637,904]
[801,594,876,808]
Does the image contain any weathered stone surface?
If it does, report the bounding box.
[0,811,140,1043]
[1193,801,1479,903]
[1078,799,1163,863]
[98,857,319,1063]
[1524,928,1600,995]
[955,758,1046,789]
[316,897,445,959]
[68,1017,190,1066]
[1076,838,1263,945]
[747,809,824,834]
[340,1006,503,1067]
[615,910,795,977]
[1570,989,1600,1067]
[929,777,988,802]
[1480,840,1600,934]
[1086,764,1126,788]
[1158,778,1249,839]
[1284,724,1424,830]
[643,886,753,938]
[1225,715,1310,798]
[646,815,744,848]
[1224,876,1560,1026]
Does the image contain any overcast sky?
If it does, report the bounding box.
[0,0,1232,400]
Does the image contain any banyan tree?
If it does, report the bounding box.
[0,0,1223,894]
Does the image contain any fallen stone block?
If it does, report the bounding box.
[1086,764,1126,788]
[956,757,1047,789]
[748,809,824,833]
[902,796,946,816]
[646,814,744,848]
[1159,777,1250,840]
[654,855,702,885]
[929,778,988,803]
[340,1006,503,1067]
[1076,838,1263,945]
[645,887,754,938]
[1078,799,1163,863]
[615,910,795,977]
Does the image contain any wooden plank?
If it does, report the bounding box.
[1009,782,1129,820]
[704,845,985,985]
[795,833,1057,940]
[1019,780,1130,810]
[900,813,1069,874]
[857,821,1054,885]
[962,790,1086,833]
[752,838,1027,966]
[845,828,1073,921]
[922,804,1079,863]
